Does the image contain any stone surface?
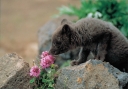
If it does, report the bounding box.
[0,53,32,89]
[55,59,128,89]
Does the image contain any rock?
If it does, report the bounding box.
[0,53,32,89]
[38,15,80,66]
[55,59,128,89]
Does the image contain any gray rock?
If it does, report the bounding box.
[0,53,32,89]
[38,15,81,66]
[55,59,128,89]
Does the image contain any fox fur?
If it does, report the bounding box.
[49,18,128,73]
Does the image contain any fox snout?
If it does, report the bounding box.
[49,48,59,55]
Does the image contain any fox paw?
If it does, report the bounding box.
[71,60,79,66]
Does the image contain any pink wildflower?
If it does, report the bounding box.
[40,55,55,69]
[41,51,49,58]
[30,66,40,77]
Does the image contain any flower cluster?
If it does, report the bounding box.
[29,51,55,77]
[40,51,55,69]
[29,66,40,77]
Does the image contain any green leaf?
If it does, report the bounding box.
[51,64,55,68]
[42,79,47,83]
[42,78,53,83]
[47,73,52,77]
[47,87,54,89]
[121,27,127,36]
[61,60,71,68]
[29,78,35,84]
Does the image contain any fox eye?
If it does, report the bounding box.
[56,41,61,45]
[52,41,61,47]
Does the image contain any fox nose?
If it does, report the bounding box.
[49,50,52,55]
[49,49,55,55]
[49,49,58,55]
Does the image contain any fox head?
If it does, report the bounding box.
[49,19,75,55]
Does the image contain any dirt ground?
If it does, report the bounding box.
[0,0,80,66]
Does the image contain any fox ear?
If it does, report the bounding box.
[61,19,68,25]
[61,19,72,25]
[61,24,71,35]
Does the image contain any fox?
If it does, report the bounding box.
[49,18,128,73]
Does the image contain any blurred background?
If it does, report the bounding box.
[0,0,80,65]
[1,0,128,66]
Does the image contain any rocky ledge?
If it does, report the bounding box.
[0,53,32,89]
[55,59,128,89]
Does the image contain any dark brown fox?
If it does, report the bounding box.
[49,18,128,73]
